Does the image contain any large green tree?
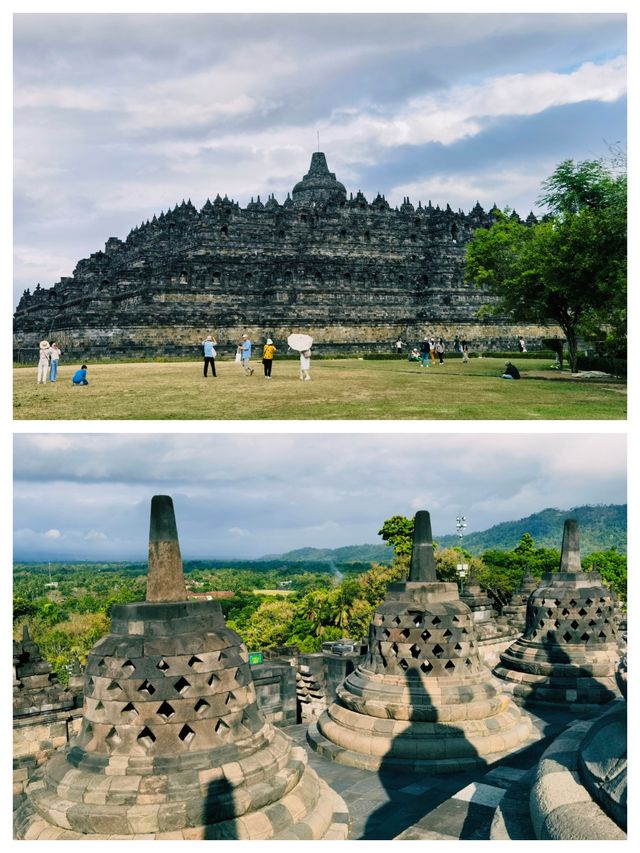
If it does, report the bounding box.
[465,158,626,371]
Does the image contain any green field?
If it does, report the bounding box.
[13,357,626,420]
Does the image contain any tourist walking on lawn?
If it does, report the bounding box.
[419,337,430,367]
[37,340,51,384]
[395,338,404,356]
[429,338,437,364]
[202,335,217,377]
[262,338,276,378]
[240,334,254,376]
[49,342,61,381]
[518,336,527,352]
[436,338,445,364]
[299,348,311,381]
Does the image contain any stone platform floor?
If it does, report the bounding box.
[285,705,592,841]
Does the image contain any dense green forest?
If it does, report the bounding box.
[14,529,626,686]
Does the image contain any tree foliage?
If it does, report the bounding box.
[465,158,626,370]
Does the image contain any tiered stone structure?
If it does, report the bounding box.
[460,578,517,666]
[13,152,557,361]
[493,519,620,707]
[499,570,539,634]
[296,640,367,724]
[493,655,627,840]
[14,496,348,840]
[13,628,82,796]
[307,511,532,772]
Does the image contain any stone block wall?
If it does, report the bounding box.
[249,660,297,728]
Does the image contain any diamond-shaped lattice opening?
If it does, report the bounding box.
[443,629,452,638]
[589,620,597,627]
[465,658,473,668]
[578,608,587,617]
[399,629,410,640]
[421,630,431,642]
[603,618,610,625]
[174,676,190,695]
[585,598,594,606]
[554,600,561,607]
[208,672,220,687]
[138,680,156,695]
[409,643,421,659]
[122,660,136,674]
[599,597,606,604]
[390,643,399,657]
[444,660,455,671]
[598,631,607,638]
[107,680,121,692]
[399,658,409,671]
[105,727,121,750]
[569,599,577,607]
[580,633,590,642]
[413,614,423,626]
[461,627,469,635]
[95,700,104,711]
[432,644,444,657]
[562,608,570,616]
[383,629,391,638]
[214,719,230,735]
[194,699,210,715]
[393,616,401,626]
[571,620,579,629]
[547,608,553,617]
[225,691,237,705]
[219,651,229,661]
[596,608,602,616]
[452,615,460,623]
[563,632,572,642]
[179,724,195,744]
[554,620,560,628]
[188,656,203,668]
[420,661,433,673]
[137,726,157,749]
[156,658,170,672]
[432,616,442,625]
[97,658,107,671]
[454,643,462,651]
[538,620,545,629]
[157,701,175,720]
[532,630,538,638]
[121,702,139,716]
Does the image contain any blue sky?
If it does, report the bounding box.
[12,11,627,308]
[13,433,626,561]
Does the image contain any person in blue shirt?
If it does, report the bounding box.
[202,335,217,377]
[240,334,254,376]
[72,365,89,385]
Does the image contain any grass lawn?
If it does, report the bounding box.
[13,357,626,420]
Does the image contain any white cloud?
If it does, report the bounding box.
[84,531,108,541]
[228,527,249,538]
[44,529,62,539]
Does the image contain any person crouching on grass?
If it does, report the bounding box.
[262,338,276,379]
[72,364,89,386]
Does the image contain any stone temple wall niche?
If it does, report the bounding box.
[307,510,533,772]
[14,496,349,840]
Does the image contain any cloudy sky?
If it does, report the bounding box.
[13,433,626,561]
[12,11,627,308]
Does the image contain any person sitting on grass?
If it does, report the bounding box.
[501,361,520,380]
[72,364,89,386]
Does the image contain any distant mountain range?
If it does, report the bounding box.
[264,504,626,563]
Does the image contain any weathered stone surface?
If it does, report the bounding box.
[308,511,533,771]
[13,152,560,361]
[14,496,348,840]
[494,519,621,707]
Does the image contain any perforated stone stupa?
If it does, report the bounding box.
[499,570,539,634]
[13,627,75,719]
[14,496,348,840]
[493,518,620,707]
[307,511,532,772]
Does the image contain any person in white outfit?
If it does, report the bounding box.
[299,349,311,381]
[37,340,51,384]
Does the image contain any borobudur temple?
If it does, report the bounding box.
[14,495,349,841]
[13,152,559,361]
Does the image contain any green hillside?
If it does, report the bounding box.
[436,504,626,555]
[261,544,392,564]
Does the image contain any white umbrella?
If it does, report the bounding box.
[287,333,313,352]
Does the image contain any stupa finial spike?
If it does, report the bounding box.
[409,510,438,582]
[146,495,187,602]
[559,518,581,573]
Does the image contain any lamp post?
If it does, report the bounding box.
[456,515,468,594]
